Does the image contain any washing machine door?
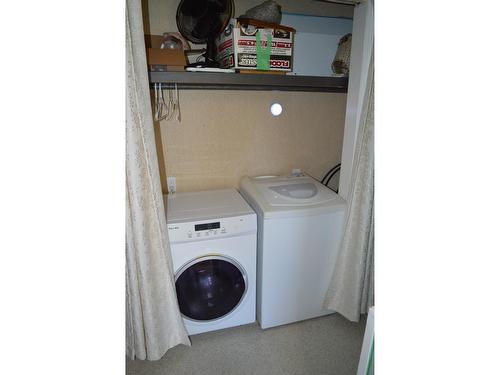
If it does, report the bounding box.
[175,255,247,322]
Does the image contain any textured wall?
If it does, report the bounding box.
[156,90,346,192]
[144,0,350,193]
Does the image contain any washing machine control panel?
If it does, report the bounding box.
[167,214,256,243]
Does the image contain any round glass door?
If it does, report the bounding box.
[175,256,247,321]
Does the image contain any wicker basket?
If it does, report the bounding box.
[332,33,352,76]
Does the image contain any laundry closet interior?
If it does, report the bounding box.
[134,0,374,372]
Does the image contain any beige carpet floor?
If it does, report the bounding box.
[126,313,367,375]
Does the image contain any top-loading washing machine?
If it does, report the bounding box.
[165,189,257,335]
[239,173,347,329]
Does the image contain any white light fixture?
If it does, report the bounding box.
[270,103,283,116]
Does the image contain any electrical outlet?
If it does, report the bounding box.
[167,176,176,194]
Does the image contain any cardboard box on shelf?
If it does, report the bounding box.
[144,34,187,72]
[216,18,295,72]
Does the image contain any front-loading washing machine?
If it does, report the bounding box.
[165,189,257,335]
[239,173,347,329]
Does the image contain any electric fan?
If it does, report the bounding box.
[176,0,234,68]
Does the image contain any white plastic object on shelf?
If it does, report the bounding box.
[185,67,235,73]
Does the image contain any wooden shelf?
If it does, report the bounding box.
[149,71,348,93]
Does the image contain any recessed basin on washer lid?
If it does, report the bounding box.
[269,183,318,199]
[257,179,337,207]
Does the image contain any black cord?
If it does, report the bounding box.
[321,163,341,184]
[325,165,341,187]
[321,164,339,183]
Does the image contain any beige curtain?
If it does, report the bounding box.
[324,53,374,322]
[126,0,190,360]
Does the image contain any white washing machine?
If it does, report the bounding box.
[165,189,257,336]
[239,173,347,329]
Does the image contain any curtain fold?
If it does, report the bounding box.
[126,0,190,360]
[324,52,374,322]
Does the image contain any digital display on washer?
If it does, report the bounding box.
[195,222,220,231]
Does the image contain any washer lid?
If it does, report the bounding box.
[239,174,347,219]
[256,178,336,207]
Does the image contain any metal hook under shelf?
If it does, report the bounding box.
[152,82,179,89]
